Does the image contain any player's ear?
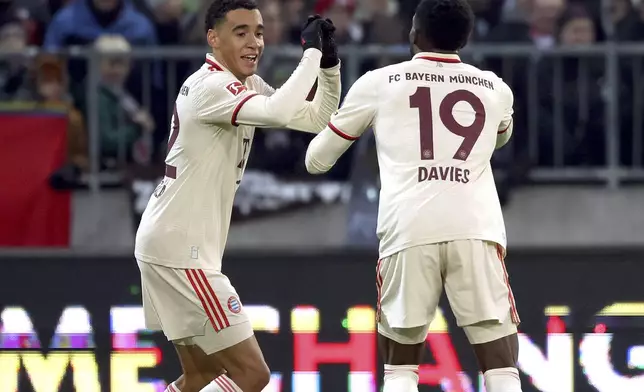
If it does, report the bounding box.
[207,28,220,49]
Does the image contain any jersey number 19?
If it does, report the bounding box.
[409,87,486,161]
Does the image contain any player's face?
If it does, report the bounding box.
[209,9,264,80]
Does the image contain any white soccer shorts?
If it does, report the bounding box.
[376,240,520,343]
[137,260,251,353]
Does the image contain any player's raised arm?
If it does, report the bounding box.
[305,71,377,174]
[285,18,342,133]
[496,80,514,149]
[194,17,326,128]
[232,18,329,128]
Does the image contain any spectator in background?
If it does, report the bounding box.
[136,0,183,45]
[316,0,364,44]
[28,0,73,45]
[0,11,28,100]
[362,0,406,45]
[468,0,505,40]
[537,3,606,165]
[261,0,285,45]
[487,0,566,47]
[611,0,644,40]
[95,35,154,168]
[27,55,89,188]
[283,0,306,44]
[44,0,156,48]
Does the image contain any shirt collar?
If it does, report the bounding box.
[205,53,225,71]
[412,52,461,64]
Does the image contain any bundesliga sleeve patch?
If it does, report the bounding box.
[226,81,247,96]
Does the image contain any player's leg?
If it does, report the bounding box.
[376,245,444,392]
[137,262,269,392]
[443,240,522,392]
[172,332,270,392]
[173,269,270,392]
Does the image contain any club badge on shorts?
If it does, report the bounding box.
[228,296,242,314]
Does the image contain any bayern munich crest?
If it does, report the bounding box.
[228,296,242,314]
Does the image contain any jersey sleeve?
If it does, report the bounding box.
[305,71,377,174]
[251,74,276,97]
[286,63,342,134]
[194,48,322,128]
[496,79,514,149]
[235,48,323,128]
[192,73,262,126]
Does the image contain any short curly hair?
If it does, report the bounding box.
[414,0,474,51]
[204,0,258,33]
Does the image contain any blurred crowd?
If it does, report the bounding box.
[1,0,644,189]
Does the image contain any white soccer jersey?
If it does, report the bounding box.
[306,52,513,258]
[136,50,341,270]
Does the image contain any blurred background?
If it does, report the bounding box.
[0,0,643,391]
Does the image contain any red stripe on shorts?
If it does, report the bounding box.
[167,383,177,392]
[197,269,230,328]
[186,269,224,331]
[496,245,520,324]
[376,259,383,322]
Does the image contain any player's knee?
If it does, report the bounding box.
[231,359,270,392]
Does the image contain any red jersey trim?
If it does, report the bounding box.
[498,119,513,134]
[205,57,224,71]
[416,55,461,64]
[413,52,461,64]
[231,93,259,126]
[329,122,359,141]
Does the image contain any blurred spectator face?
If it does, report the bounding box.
[95,35,132,86]
[283,0,304,25]
[325,4,352,38]
[36,57,66,101]
[154,0,183,23]
[38,78,64,101]
[610,0,632,23]
[101,57,130,86]
[530,0,565,34]
[0,22,26,52]
[559,16,595,44]
[261,0,284,45]
[92,0,121,12]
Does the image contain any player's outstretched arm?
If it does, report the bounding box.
[285,17,342,133]
[286,63,341,133]
[251,61,341,134]
[196,19,326,128]
[496,81,514,149]
[305,71,376,174]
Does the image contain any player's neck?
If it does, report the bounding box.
[416,48,458,56]
[210,52,248,83]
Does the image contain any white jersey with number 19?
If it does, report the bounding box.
[312,52,513,258]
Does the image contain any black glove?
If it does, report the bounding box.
[320,18,339,69]
[300,14,325,52]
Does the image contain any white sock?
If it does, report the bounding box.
[383,364,419,392]
[200,374,243,392]
[484,367,522,392]
[165,382,181,392]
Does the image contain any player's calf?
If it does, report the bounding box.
[465,314,522,392]
[377,319,430,392]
